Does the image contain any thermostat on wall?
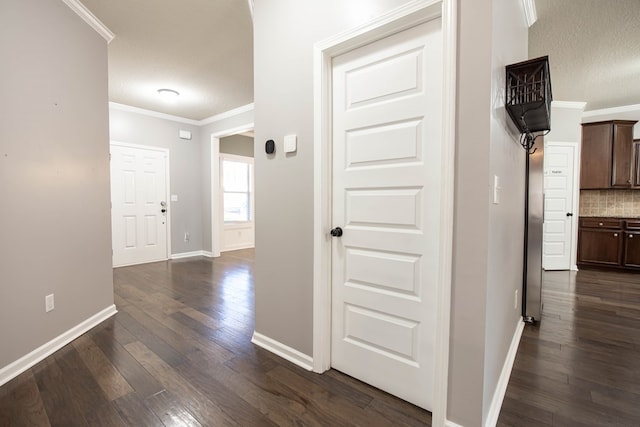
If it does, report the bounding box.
[265,139,275,154]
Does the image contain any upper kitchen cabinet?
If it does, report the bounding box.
[580,120,638,189]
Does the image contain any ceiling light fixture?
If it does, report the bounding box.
[157,88,179,100]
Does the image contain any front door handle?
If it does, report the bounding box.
[330,227,343,237]
[566,212,573,217]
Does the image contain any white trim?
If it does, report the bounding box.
[582,103,640,118]
[210,124,255,259]
[170,251,209,260]
[109,102,256,127]
[200,103,255,126]
[251,332,313,371]
[0,305,117,387]
[246,0,254,21]
[445,421,465,427]
[109,102,200,126]
[521,0,537,27]
[484,320,525,427]
[313,1,456,424]
[551,101,587,110]
[60,0,115,43]
[202,251,215,258]
[110,141,172,266]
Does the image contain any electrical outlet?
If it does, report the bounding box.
[45,294,55,312]
[184,232,190,242]
[514,289,519,309]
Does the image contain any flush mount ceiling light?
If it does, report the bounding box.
[157,88,179,100]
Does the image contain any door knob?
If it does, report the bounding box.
[566,212,573,217]
[330,227,343,237]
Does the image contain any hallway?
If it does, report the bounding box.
[1,251,639,425]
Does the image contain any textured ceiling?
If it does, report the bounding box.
[530,0,640,112]
[81,0,254,121]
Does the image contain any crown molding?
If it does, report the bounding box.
[551,101,587,111]
[199,103,255,126]
[582,103,640,118]
[60,0,114,43]
[109,102,200,125]
[522,0,537,27]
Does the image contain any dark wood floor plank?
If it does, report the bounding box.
[143,389,204,427]
[72,333,134,401]
[32,355,90,426]
[112,392,164,427]
[124,340,238,425]
[0,370,50,427]
[88,321,165,399]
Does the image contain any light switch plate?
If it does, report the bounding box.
[493,175,500,204]
[284,134,297,153]
[171,194,178,202]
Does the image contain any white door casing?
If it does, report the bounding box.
[330,17,442,411]
[543,142,578,270]
[111,143,169,267]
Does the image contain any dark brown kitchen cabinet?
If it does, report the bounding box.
[580,120,638,189]
[623,232,640,267]
[578,219,623,266]
[624,219,640,267]
[634,140,640,187]
[578,217,640,271]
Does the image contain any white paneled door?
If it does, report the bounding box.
[330,19,442,411]
[111,144,168,267]
[543,143,577,270]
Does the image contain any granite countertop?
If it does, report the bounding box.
[579,215,640,219]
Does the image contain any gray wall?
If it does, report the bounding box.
[254,0,529,425]
[109,108,203,255]
[220,134,254,158]
[0,0,114,368]
[253,0,411,360]
[483,0,529,422]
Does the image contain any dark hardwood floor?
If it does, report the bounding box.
[498,269,640,427]
[2,252,640,426]
[0,249,430,426]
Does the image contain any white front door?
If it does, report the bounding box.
[543,143,577,270]
[330,19,442,411]
[111,144,168,267]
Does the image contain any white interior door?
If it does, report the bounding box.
[331,19,442,411]
[543,143,577,270]
[111,144,168,267]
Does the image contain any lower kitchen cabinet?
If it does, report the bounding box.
[578,217,640,271]
[623,232,640,267]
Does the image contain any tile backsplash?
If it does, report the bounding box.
[579,190,640,217]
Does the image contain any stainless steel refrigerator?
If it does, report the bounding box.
[523,139,544,323]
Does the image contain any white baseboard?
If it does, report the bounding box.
[251,331,313,371]
[445,420,465,427]
[170,250,209,260]
[202,251,215,258]
[0,304,117,387]
[221,244,255,252]
[484,319,525,427]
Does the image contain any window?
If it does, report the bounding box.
[222,157,253,222]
